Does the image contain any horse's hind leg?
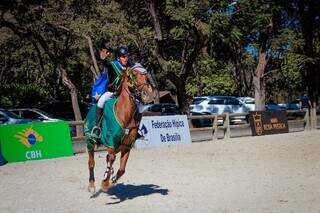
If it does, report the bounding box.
[111,129,136,184]
[101,148,116,191]
[112,147,130,184]
[88,148,96,193]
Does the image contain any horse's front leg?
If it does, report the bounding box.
[88,149,96,193]
[101,148,116,191]
[111,147,131,184]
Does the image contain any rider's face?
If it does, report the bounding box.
[119,55,129,66]
[99,49,110,60]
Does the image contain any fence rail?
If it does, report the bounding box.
[69,109,319,143]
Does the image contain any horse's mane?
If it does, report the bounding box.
[114,70,128,97]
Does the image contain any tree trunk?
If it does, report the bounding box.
[57,64,83,137]
[254,47,267,111]
[254,17,274,111]
[177,85,189,114]
[85,36,100,80]
[167,73,189,113]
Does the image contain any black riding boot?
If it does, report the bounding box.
[91,107,103,140]
[136,113,144,139]
[96,107,103,125]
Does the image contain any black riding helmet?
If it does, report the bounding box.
[99,39,113,52]
[117,46,129,57]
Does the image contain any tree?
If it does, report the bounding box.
[289,0,320,106]
[145,0,207,113]
[0,0,135,125]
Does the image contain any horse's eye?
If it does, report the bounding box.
[127,74,132,80]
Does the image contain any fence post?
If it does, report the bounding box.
[311,106,317,129]
[212,114,218,141]
[316,107,319,129]
[304,109,310,130]
[224,113,230,140]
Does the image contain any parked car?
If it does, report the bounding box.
[141,103,182,116]
[239,97,286,111]
[0,108,34,125]
[190,96,251,125]
[190,111,213,127]
[190,96,252,114]
[265,101,284,111]
[278,100,300,111]
[238,97,255,111]
[39,101,93,120]
[10,108,60,122]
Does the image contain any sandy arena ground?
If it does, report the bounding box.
[1,130,320,213]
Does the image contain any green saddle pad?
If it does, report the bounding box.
[84,98,125,150]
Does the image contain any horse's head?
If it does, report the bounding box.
[124,65,155,104]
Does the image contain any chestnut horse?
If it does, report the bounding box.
[85,67,154,193]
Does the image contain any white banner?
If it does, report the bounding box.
[134,115,192,149]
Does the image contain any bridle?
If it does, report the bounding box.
[124,68,151,103]
[120,69,152,134]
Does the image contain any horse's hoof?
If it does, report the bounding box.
[100,180,110,192]
[88,182,96,194]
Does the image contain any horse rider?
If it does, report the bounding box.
[90,40,113,103]
[91,45,134,139]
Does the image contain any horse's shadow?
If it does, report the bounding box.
[90,183,169,204]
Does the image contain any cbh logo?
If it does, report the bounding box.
[15,127,43,159]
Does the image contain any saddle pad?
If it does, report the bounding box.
[84,98,124,150]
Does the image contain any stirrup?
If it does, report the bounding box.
[91,126,101,139]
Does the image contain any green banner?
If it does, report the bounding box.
[0,121,73,162]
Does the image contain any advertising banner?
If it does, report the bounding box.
[135,115,192,149]
[0,145,7,166]
[0,121,73,162]
[249,110,289,136]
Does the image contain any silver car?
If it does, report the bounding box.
[0,108,34,125]
[10,108,60,122]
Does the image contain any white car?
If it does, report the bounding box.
[190,96,253,124]
[190,96,252,114]
[238,97,255,111]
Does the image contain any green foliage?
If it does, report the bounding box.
[280,52,306,90]
[0,84,54,108]
[186,57,235,96]
[0,0,319,110]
